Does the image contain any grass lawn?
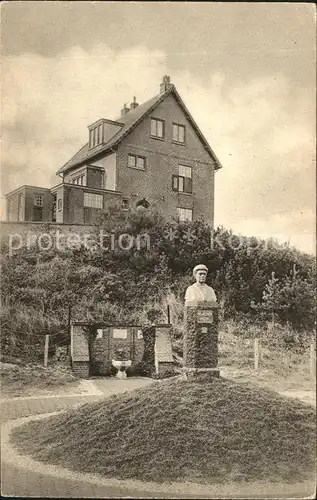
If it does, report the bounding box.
[1,362,80,398]
[12,376,316,485]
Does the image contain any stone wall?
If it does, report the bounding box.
[70,323,90,378]
[71,324,90,362]
[72,361,90,378]
[154,325,174,375]
[70,323,145,377]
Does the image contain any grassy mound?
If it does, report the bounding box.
[12,377,315,485]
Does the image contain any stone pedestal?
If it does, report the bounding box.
[183,301,220,381]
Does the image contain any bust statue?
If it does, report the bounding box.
[185,264,217,305]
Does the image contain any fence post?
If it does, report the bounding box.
[309,340,316,380]
[254,338,260,371]
[44,334,49,367]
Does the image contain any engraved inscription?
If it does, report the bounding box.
[197,310,213,324]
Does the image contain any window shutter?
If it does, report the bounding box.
[172,175,179,191]
[184,177,192,193]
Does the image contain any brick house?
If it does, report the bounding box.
[5,76,222,225]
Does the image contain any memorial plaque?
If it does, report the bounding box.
[113,328,128,339]
[197,309,213,324]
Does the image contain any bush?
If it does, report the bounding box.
[1,210,315,365]
[152,370,178,380]
[90,361,116,377]
[126,361,152,377]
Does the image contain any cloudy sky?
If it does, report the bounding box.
[2,2,316,254]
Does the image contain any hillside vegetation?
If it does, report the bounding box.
[1,208,315,362]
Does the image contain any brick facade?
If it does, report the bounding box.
[116,93,215,225]
[70,323,145,377]
[5,78,221,227]
[72,361,90,378]
[6,186,52,223]
[154,325,174,375]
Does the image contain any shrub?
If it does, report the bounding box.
[152,370,178,380]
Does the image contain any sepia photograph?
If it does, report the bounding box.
[1,1,316,498]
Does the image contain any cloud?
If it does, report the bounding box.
[1,44,167,194]
[1,44,315,254]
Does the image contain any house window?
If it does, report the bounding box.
[150,118,164,139]
[173,123,186,143]
[137,329,143,339]
[128,154,146,170]
[113,329,128,339]
[73,174,86,186]
[101,171,106,189]
[96,329,103,339]
[84,192,103,209]
[122,198,129,211]
[57,199,62,211]
[172,165,192,194]
[33,194,44,207]
[7,198,13,221]
[89,129,93,148]
[177,207,193,222]
[89,124,104,149]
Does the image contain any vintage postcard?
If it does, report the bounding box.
[1,2,316,498]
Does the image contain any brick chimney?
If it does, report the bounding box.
[120,103,130,116]
[160,75,173,93]
[130,96,139,110]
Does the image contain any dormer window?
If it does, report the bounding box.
[88,119,124,150]
[89,123,103,149]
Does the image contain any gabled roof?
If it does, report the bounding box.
[57,86,222,175]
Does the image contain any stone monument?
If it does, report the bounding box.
[183,264,220,381]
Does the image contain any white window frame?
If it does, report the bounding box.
[122,198,129,211]
[128,154,146,170]
[34,194,44,207]
[179,165,192,179]
[173,123,186,143]
[150,118,164,139]
[83,192,103,209]
[89,129,93,149]
[72,173,86,186]
[172,165,193,194]
[177,207,193,222]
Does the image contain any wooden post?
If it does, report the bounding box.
[68,305,72,330]
[44,334,49,367]
[310,341,316,380]
[167,305,171,325]
[254,338,260,371]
